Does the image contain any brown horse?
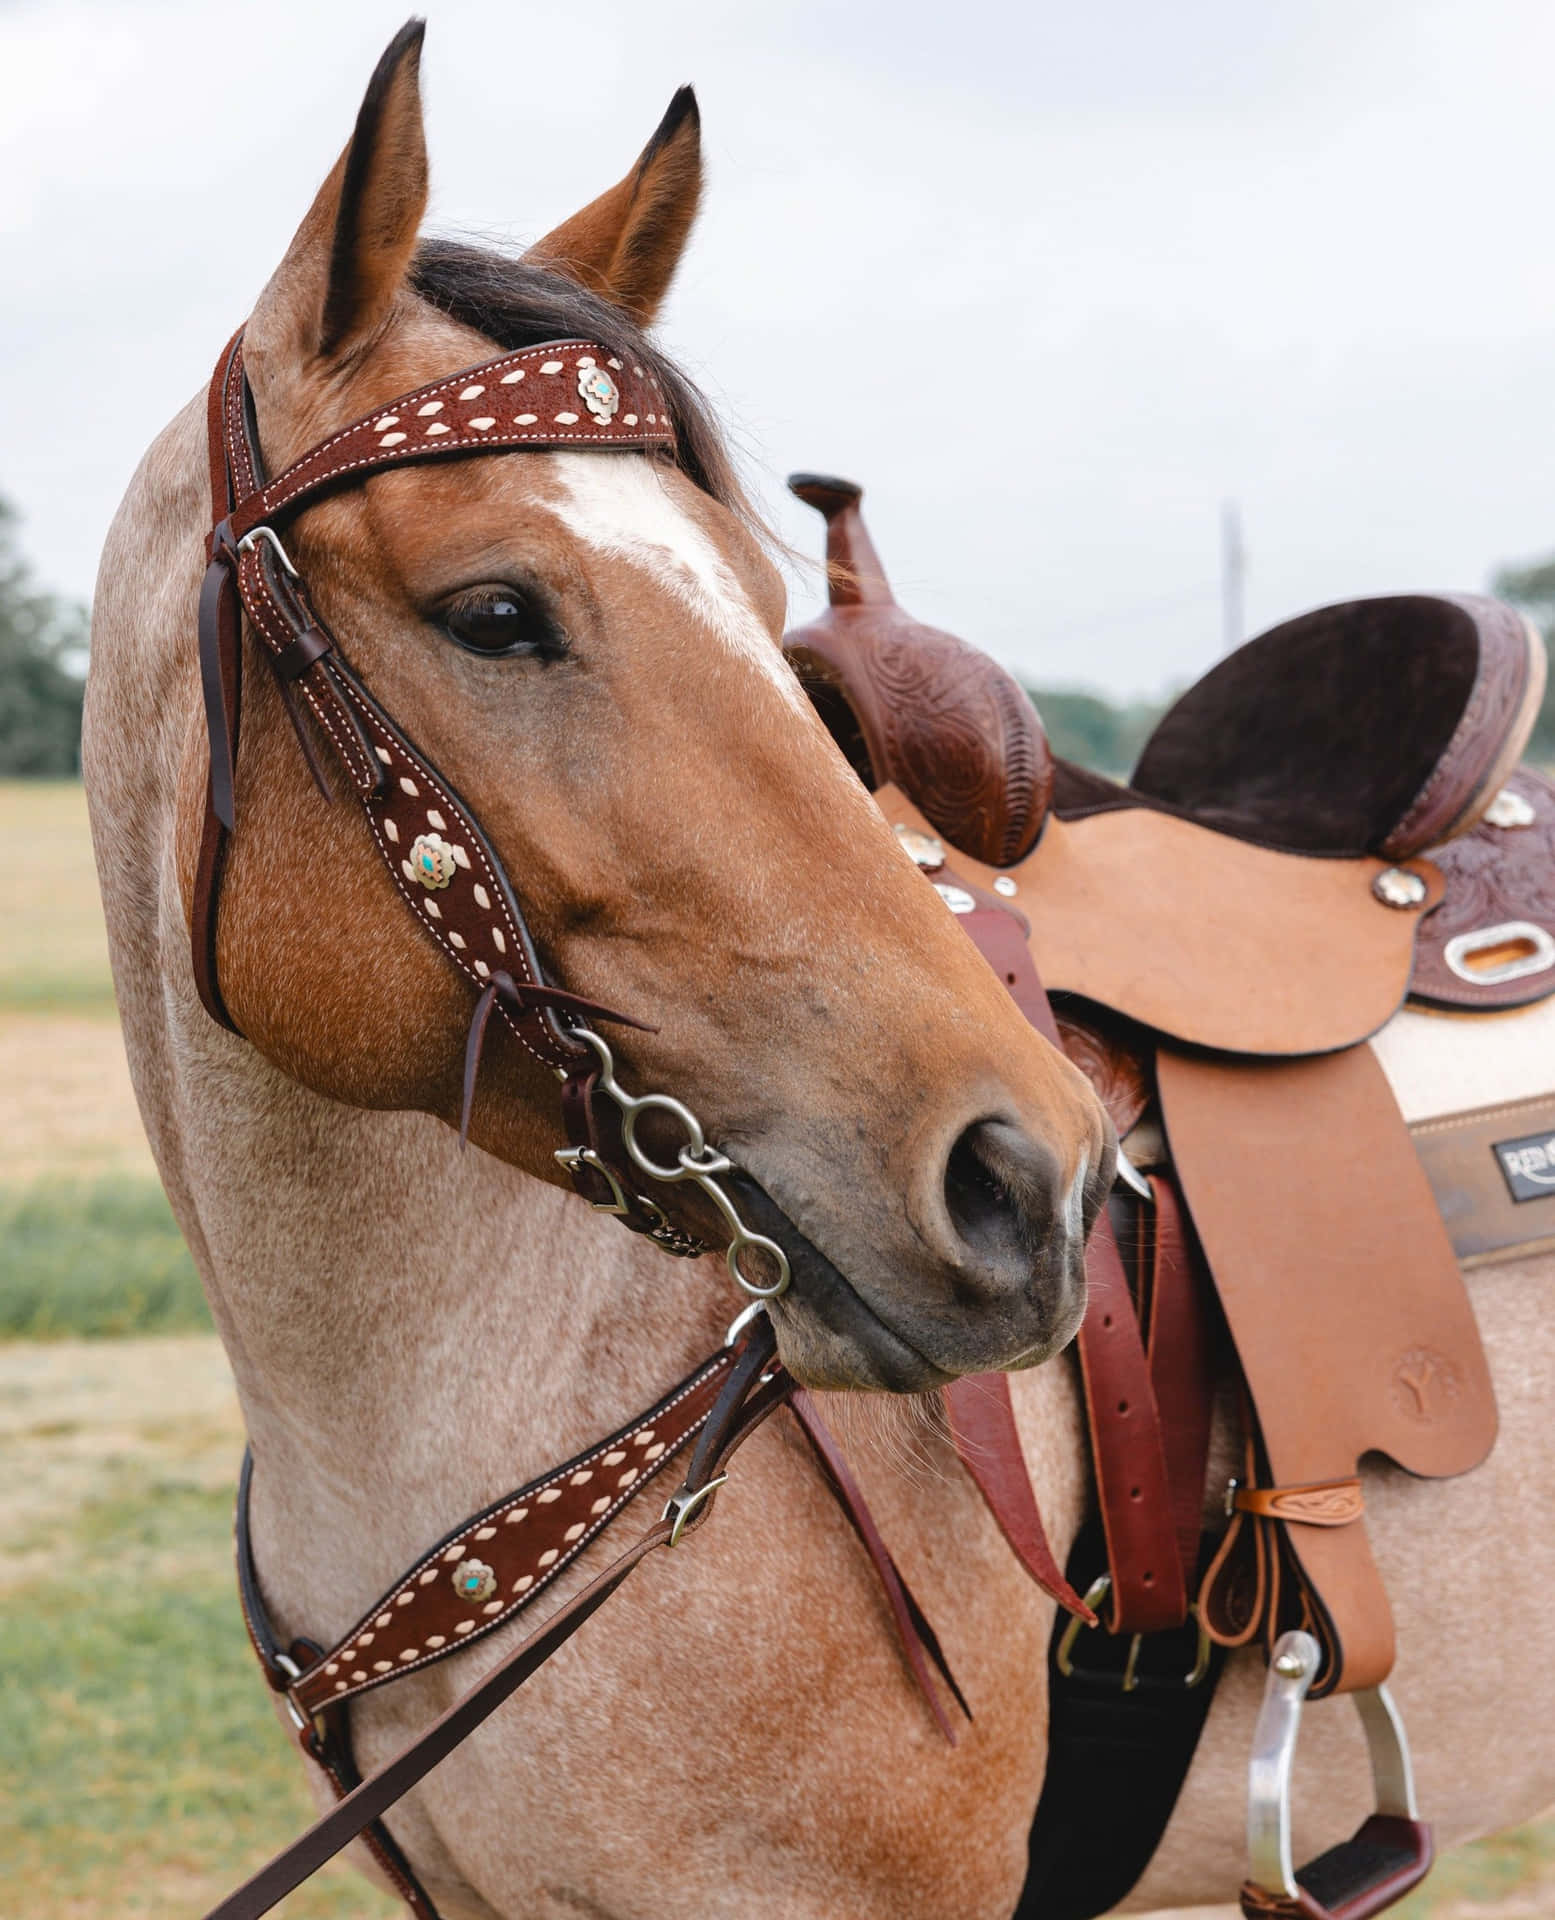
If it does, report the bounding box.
[86,21,1111,1917]
[85,24,1555,1919]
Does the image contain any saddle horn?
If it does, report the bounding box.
[783,475,1052,868]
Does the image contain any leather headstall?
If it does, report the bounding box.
[194,330,764,1266]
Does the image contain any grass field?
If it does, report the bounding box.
[0,780,118,1014]
[0,1335,398,1917]
[1,776,1551,1918]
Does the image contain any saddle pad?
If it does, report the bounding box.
[1411,1093,1555,1267]
[876,786,1441,1055]
[1157,1044,1497,1691]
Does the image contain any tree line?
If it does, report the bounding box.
[0,500,86,775]
[1,492,1552,779]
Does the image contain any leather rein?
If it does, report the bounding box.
[190,331,1091,1920]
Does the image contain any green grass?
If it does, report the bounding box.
[0,1175,210,1338]
[0,1468,398,1917]
[1399,1818,1555,1914]
[0,972,119,1013]
[0,780,117,1014]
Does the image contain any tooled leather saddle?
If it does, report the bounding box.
[785,474,1555,1920]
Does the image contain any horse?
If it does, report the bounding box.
[84,22,1555,1918]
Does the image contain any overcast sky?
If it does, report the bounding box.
[8,0,1555,695]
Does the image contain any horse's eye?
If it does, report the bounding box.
[440,586,562,659]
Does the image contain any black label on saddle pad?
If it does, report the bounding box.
[1493,1130,1555,1203]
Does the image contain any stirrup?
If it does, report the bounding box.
[1241,1630,1433,1920]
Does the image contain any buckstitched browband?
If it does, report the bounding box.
[223,340,678,540]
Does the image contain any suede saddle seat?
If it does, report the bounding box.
[783,476,1552,1054]
[1129,592,1545,860]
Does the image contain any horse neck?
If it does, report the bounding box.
[157,1027,733,1627]
[191,1054,726,1465]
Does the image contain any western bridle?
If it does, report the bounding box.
[195,326,790,1294]
[191,328,1091,1920]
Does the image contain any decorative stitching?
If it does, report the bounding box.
[293,1354,730,1713]
[333,682,565,1071]
[1411,1092,1555,1138]
[254,342,674,523]
[237,551,378,796]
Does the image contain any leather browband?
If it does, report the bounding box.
[225,340,677,539]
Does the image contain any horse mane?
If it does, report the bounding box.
[410,238,762,537]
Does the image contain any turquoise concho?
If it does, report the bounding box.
[577,363,620,425]
[409,832,458,891]
[451,1558,496,1603]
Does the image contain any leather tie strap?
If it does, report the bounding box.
[942,1372,1094,1623]
[791,1390,972,1740]
[459,972,651,1149]
[1233,1480,1365,1528]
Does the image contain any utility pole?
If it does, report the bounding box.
[1221,499,1245,654]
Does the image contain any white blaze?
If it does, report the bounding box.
[544,453,805,711]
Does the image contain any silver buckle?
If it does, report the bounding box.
[1247,1629,1418,1900]
[554,1145,633,1217]
[662,1475,729,1547]
[271,1649,312,1733]
[236,524,300,577]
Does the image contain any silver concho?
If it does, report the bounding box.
[1373,866,1428,910]
[894,824,946,872]
[934,882,976,915]
[1484,787,1537,830]
[451,1558,497,1603]
[577,363,620,425]
[409,832,458,891]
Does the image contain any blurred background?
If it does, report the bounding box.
[5,0,1555,1912]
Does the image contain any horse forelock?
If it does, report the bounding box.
[407,238,765,543]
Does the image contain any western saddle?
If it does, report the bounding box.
[785,475,1555,1920]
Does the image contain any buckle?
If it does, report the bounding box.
[554,1144,634,1216]
[1055,1572,1213,1693]
[661,1474,729,1547]
[236,524,300,578]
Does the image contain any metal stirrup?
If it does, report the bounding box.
[1246,1629,1421,1908]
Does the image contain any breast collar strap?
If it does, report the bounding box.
[191,329,784,1281]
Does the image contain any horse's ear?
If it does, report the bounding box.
[525,88,702,326]
[251,19,428,366]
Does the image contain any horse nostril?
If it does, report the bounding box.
[942,1118,1063,1271]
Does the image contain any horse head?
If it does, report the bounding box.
[166,20,1114,1392]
